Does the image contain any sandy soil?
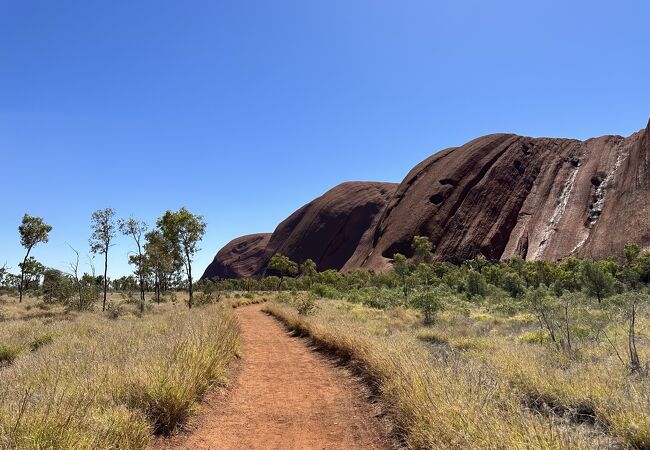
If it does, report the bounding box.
[156,304,394,450]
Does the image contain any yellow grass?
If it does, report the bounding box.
[0,294,239,449]
[263,301,606,450]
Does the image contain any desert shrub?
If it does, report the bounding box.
[466,269,487,298]
[30,332,55,351]
[275,291,294,304]
[310,283,341,299]
[412,289,444,325]
[0,344,21,366]
[519,329,550,344]
[193,290,222,307]
[295,292,317,315]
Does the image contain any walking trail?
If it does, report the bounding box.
[157,304,393,450]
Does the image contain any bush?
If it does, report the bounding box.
[30,333,55,351]
[412,289,444,325]
[295,293,317,315]
[0,344,21,366]
[310,283,341,299]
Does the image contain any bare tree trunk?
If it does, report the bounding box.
[155,271,161,304]
[187,259,193,309]
[564,303,572,352]
[629,301,640,372]
[102,245,108,311]
[18,247,31,303]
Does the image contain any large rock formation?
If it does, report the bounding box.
[201,182,398,279]
[202,233,271,279]
[203,119,650,278]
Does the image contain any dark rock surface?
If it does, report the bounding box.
[201,233,271,279]
[203,120,650,278]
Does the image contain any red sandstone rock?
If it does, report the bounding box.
[204,120,650,278]
[201,233,271,279]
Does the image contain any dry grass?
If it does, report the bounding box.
[267,297,650,448]
[0,294,239,449]
[263,301,606,450]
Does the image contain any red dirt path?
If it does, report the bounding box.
[157,304,393,450]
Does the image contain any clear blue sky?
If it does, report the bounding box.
[1,0,648,279]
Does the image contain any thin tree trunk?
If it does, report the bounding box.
[102,246,108,311]
[18,247,31,303]
[629,302,640,371]
[187,258,193,309]
[564,303,571,352]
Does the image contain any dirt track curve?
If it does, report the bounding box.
[157,304,393,450]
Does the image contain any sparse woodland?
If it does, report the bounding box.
[1,216,649,448]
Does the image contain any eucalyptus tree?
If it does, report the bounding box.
[157,208,206,308]
[90,208,116,311]
[268,253,298,290]
[144,230,175,304]
[18,214,52,302]
[119,217,148,310]
[412,235,434,264]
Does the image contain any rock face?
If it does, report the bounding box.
[201,233,271,279]
[203,120,650,278]
[201,182,398,279]
[260,182,398,275]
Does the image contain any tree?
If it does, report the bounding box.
[144,230,175,304]
[119,217,148,312]
[502,271,525,298]
[415,263,436,286]
[300,259,318,287]
[18,214,52,302]
[392,253,411,302]
[581,260,615,304]
[0,263,7,288]
[42,268,74,304]
[606,291,649,372]
[157,208,206,308]
[633,251,650,284]
[412,235,434,264]
[267,254,298,290]
[300,259,317,277]
[18,257,45,291]
[413,287,444,325]
[90,208,116,311]
[624,243,641,264]
[466,269,487,298]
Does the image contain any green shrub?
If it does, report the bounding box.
[0,344,21,366]
[310,283,341,299]
[30,333,55,351]
[295,293,317,315]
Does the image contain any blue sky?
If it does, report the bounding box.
[1,0,648,279]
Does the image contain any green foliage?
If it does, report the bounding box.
[18,257,45,291]
[310,283,341,299]
[502,272,525,298]
[411,235,433,264]
[267,254,298,290]
[18,214,52,251]
[581,260,615,303]
[466,270,487,298]
[89,208,116,255]
[41,269,74,304]
[0,344,21,366]
[412,287,445,325]
[295,292,317,315]
[300,259,317,278]
[156,207,207,307]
